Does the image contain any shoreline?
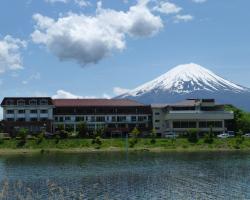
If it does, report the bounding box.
[0,147,250,155]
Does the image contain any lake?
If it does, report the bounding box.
[0,151,249,199]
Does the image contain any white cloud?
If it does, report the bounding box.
[22,72,41,85]
[192,0,207,3]
[113,87,130,95]
[45,0,68,3]
[0,35,27,74]
[174,14,194,23]
[52,89,110,99]
[52,90,85,99]
[153,1,182,15]
[31,1,163,66]
[74,0,90,7]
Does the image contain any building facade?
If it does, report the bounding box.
[1,98,152,136]
[1,97,54,135]
[52,99,152,136]
[152,99,234,136]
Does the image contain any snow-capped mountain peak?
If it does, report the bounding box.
[120,63,247,97]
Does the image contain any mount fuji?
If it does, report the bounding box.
[116,63,250,111]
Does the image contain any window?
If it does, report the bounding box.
[40,99,48,105]
[76,116,85,122]
[40,110,48,114]
[96,116,105,122]
[17,100,25,106]
[30,110,37,114]
[138,116,146,122]
[6,100,14,105]
[40,118,48,121]
[30,118,38,122]
[55,117,58,122]
[18,110,25,114]
[155,127,160,130]
[29,99,37,106]
[112,116,116,122]
[6,110,14,114]
[173,121,197,129]
[155,112,160,115]
[131,116,137,122]
[17,118,25,122]
[199,121,223,128]
[59,117,64,122]
[6,118,14,121]
[65,116,71,121]
[155,120,160,123]
[117,116,126,122]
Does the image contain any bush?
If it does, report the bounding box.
[187,128,199,143]
[60,130,69,139]
[150,128,156,144]
[92,136,102,149]
[204,127,214,144]
[129,138,137,148]
[18,128,28,140]
[55,135,60,144]
[36,133,44,145]
[77,122,88,138]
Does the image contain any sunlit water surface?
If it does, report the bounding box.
[0,151,250,199]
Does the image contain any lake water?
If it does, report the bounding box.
[0,151,250,199]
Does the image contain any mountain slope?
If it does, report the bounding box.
[116,63,250,111]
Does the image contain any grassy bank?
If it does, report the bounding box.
[0,137,250,154]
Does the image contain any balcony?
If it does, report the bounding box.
[165,110,234,120]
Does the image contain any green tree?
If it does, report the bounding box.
[150,128,157,144]
[56,124,68,139]
[129,127,140,148]
[77,122,88,138]
[225,105,250,133]
[187,128,199,143]
[204,126,214,144]
[17,128,28,147]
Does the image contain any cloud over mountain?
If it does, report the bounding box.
[31,1,163,66]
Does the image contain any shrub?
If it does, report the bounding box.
[129,138,137,148]
[150,128,156,144]
[60,130,69,139]
[36,133,44,145]
[187,128,199,143]
[77,122,88,138]
[204,127,214,144]
[55,135,60,144]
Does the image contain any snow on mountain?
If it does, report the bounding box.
[116,63,250,111]
[121,63,247,97]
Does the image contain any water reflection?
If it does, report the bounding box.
[0,152,249,199]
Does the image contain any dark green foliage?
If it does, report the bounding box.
[204,127,214,144]
[150,128,157,144]
[55,135,60,144]
[18,128,28,141]
[187,128,199,143]
[77,122,88,138]
[36,133,44,145]
[225,105,250,133]
[129,127,140,147]
[57,124,69,139]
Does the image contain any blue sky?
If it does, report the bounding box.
[0,0,250,103]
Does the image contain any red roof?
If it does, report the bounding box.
[52,99,145,107]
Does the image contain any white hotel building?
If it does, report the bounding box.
[152,99,234,136]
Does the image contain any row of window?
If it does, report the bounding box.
[56,123,147,131]
[6,118,48,122]
[6,99,48,106]
[6,109,49,114]
[54,116,149,122]
[172,121,223,129]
